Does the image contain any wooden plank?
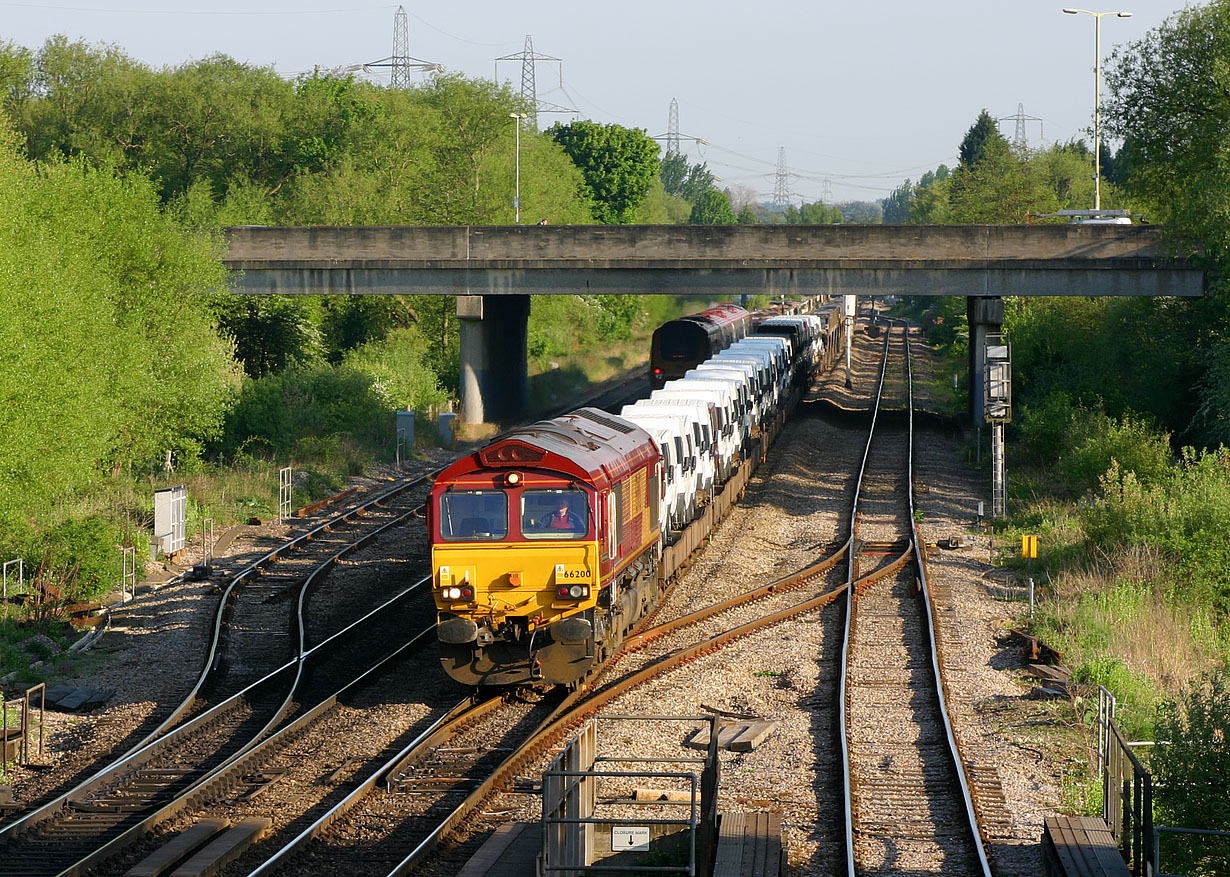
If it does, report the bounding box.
[125,820,229,877]
[687,719,778,752]
[750,811,768,877]
[1043,815,1131,877]
[169,817,270,877]
[713,812,747,877]
[712,810,785,877]
[728,720,779,752]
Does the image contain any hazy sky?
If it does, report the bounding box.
[0,0,1194,204]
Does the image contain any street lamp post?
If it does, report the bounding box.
[1063,8,1132,211]
[510,112,528,223]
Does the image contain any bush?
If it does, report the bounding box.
[1060,410,1172,490]
[1017,397,1173,492]
[42,516,123,601]
[218,364,390,459]
[1152,668,1230,876]
[1017,390,1077,466]
[340,326,449,413]
[1083,449,1230,608]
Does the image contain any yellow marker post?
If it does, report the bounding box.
[1021,535,1038,615]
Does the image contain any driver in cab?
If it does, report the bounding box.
[532,497,585,534]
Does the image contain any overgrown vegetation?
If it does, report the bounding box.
[887,3,1230,838]
[0,35,720,674]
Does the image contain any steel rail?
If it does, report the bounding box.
[839,319,895,877]
[245,694,507,877]
[620,542,850,654]
[838,320,992,876]
[46,590,434,877]
[907,325,994,876]
[381,571,863,877]
[0,579,429,862]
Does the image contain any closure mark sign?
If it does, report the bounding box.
[611,826,651,851]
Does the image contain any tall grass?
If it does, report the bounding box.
[1009,411,1230,741]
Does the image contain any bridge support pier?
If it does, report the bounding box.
[967,296,1004,425]
[458,294,530,426]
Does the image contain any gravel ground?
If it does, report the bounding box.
[0,451,455,819]
[2,323,1082,877]
[422,322,1080,877]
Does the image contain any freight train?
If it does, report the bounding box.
[429,298,844,688]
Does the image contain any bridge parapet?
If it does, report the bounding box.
[224,223,1187,268]
[223,224,1202,299]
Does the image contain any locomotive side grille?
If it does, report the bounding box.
[576,409,637,434]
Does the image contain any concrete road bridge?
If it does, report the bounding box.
[223,224,1202,424]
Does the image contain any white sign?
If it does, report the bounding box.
[611,826,651,852]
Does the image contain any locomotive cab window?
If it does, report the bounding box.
[439,490,508,541]
[521,488,589,539]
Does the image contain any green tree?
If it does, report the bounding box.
[882,180,912,224]
[737,205,758,224]
[1035,140,1097,210]
[275,72,381,185]
[949,134,1056,223]
[688,188,737,224]
[550,120,660,224]
[214,295,321,379]
[0,40,35,118]
[837,201,880,224]
[909,166,951,223]
[958,109,1002,166]
[0,125,237,514]
[660,151,688,195]
[1151,668,1230,875]
[659,151,717,203]
[1103,2,1230,259]
[19,36,156,171]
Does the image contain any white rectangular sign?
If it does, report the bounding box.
[611,826,651,852]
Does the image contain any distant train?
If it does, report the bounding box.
[429,297,844,687]
[649,303,752,390]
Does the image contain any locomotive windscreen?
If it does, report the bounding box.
[439,490,508,540]
[655,321,707,360]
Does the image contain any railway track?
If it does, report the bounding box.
[0,452,443,875]
[0,333,1008,876]
[839,321,991,876]
[0,372,651,875]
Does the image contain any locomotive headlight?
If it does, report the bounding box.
[505,471,522,486]
[444,586,461,600]
[569,585,588,598]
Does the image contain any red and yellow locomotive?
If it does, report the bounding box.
[428,409,663,687]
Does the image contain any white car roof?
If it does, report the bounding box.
[693,364,754,379]
[662,379,734,396]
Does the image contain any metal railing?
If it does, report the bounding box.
[541,716,719,876]
[1153,826,1230,877]
[1,684,44,765]
[1099,686,1154,876]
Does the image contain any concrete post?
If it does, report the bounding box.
[967,296,1004,425]
[458,294,530,425]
